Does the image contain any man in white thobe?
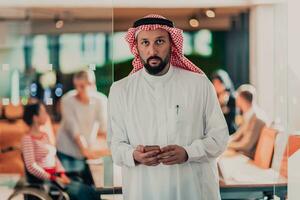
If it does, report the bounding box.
[107,14,229,200]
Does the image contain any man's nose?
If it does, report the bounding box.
[148,43,158,56]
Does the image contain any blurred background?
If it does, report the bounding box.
[0,0,299,199]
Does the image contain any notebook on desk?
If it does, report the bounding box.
[218,153,281,184]
[218,153,249,183]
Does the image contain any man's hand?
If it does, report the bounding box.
[60,173,71,184]
[82,149,99,160]
[133,145,160,166]
[56,174,71,185]
[157,145,188,165]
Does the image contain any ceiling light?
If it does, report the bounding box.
[189,17,199,28]
[206,9,216,18]
[55,19,64,29]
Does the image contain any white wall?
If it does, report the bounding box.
[287,0,300,133]
[250,5,276,121]
[251,1,300,198]
[249,3,289,129]
[287,0,300,198]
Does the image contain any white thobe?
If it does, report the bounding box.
[107,65,229,200]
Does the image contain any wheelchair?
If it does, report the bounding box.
[8,163,69,200]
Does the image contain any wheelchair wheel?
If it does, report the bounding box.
[8,187,52,200]
[8,187,69,200]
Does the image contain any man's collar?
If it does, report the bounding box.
[142,64,174,86]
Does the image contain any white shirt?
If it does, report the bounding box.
[107,66,229,200]
[243,107,255,122]
[56,90,107,159]
[44,143,57,167]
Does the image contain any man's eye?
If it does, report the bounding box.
[141,41,149,46]
[156,39,165,45]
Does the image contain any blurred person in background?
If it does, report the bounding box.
[212,69,237,135]
[22,102,100,200]
[56,69,108,185]
[227,84,266,159]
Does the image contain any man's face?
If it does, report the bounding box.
[212,78,226,95]
[74,78,90,95]
[136,29,171,75]
[34,104,48,126]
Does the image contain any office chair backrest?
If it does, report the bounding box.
[280,135,300,178]
[253,126,278,169]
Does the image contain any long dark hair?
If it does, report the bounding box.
[211,69,235,93]
[23,102,43,126]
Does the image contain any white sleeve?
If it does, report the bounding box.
[97,93,108,133]
[183,78,229,163]
[107,83,136,167]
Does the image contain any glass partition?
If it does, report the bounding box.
[0,3,114,200]
[1,1,297,200]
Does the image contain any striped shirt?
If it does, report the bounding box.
[22,132,65,180]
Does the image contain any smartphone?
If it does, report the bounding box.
[144,145,161,152]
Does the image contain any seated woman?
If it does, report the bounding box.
[211,69,237,135]
[21,101,100,200]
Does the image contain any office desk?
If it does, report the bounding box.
[220,180,287,199]
[218,151,287,199]
[87,183,287,200]
[88,156,287,200]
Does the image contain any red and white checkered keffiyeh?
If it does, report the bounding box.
[125,14,203,74]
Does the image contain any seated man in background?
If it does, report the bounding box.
[56,69,109,185]
[227,84,266,159]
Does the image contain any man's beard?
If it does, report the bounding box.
[143,55,169,75]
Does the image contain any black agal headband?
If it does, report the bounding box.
[133,17,174,28]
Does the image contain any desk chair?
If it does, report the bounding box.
[280,135,300,178]
[253,127,278,169]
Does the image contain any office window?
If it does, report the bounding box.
[183,32,192,55]
[59,34,82,73]
[32,35,50,73]
[82,33,106,67]
[194,29,213,57]
[112,32,133,63]
[60,33,106,73]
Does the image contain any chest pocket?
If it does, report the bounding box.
[166,105,193,144]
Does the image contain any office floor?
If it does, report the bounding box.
[0,174,22,200]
